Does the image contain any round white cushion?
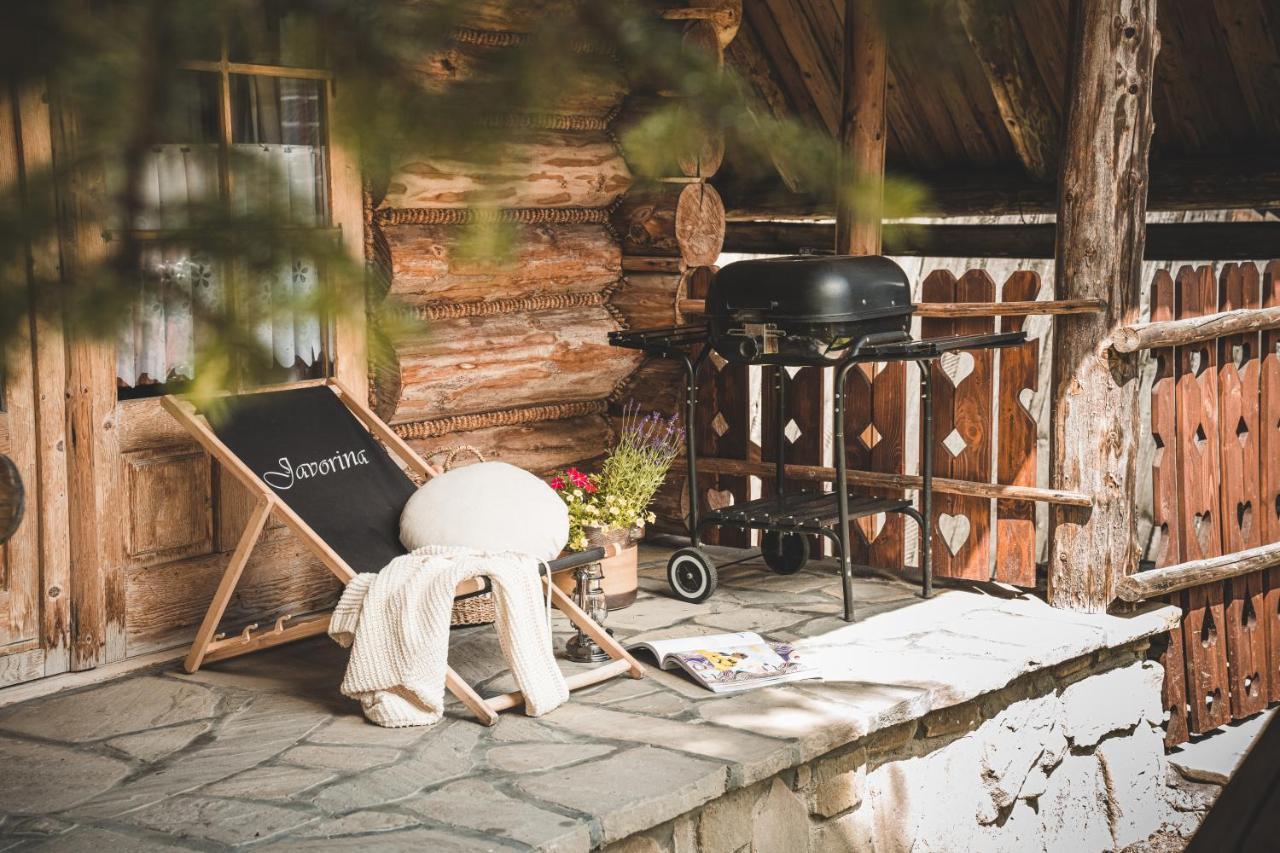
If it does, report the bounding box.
[399,461,569,561]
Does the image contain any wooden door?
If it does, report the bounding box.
[0,85,72,686]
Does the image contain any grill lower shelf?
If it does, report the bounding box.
[705,490,911,533]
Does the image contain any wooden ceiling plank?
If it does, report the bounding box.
[742,2,825,130]
[761,0,842,134]
[1211,0,1280,138]
[956,0,1062,180]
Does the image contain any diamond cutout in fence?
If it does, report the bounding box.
[1193,424,1208,451]
[784,419,802,444]
[860,423,881,450]
[711,412,729,438]
[710,351,728,372]
[784,365,802,380]
[1237,417,1250,447]
[943,429,967,458]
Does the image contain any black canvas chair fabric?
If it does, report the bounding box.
[208,385,417,574]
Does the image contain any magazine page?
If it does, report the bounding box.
[627,632,764,669]
[668,641,818,694]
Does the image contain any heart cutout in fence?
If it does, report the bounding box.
[940,351,975,388]
[1237,501,1253,541]
[856,512,887,544]
[706,489,735,511]
[1017,387,1034,417]
[937,512,971,556]
[1193,511,1214,556]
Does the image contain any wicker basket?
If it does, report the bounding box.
[422,446,497,628]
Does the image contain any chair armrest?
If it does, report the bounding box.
[547,547,606,575]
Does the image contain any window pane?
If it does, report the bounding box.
[129,72,222,230]
[227,3,324,68]
[116,248,222,396]
[230,75,329,226]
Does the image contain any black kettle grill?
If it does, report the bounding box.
[609,255,1025,621]
[706,254,913,366]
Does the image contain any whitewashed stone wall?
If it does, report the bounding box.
[605,641,1205,853]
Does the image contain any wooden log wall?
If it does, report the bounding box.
[1146,261,1280,747]
[607,6,733,538]
[368,9,657,475]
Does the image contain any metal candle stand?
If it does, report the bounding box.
[607,325,1024,622]
[565,561,610,663]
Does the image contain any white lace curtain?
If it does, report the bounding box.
[116,141,325,388]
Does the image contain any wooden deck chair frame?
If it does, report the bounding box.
[161,378,643,726]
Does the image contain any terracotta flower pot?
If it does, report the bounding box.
[554,524,642,610]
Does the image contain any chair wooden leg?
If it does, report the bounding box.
[545,580,645,678]
[445,667,499,726]
[183,497,273,673]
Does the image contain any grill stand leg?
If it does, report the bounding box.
[681,353,701,547]
[918,362,934,598]
[774,366,786,499]
[834,362,856,622]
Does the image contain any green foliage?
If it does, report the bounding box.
[2,0,924,403]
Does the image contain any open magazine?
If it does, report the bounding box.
[627,631,819,694]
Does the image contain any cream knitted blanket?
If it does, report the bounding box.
[328,545,569,727]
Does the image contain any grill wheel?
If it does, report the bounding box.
[667,547,717,604]
[761,530,810,575]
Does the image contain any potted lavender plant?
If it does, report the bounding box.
[550,403,682,609]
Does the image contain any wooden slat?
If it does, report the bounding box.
[837,362,872,565]
[1162,592,1191,747]
[994,271,1040,586]
[764,365,832,558]
[1217,264,1267,719]
[868,360,906,570]
[1262,261,1280,704]
[1150,270,1181,569]
[1266,566,1280,704]
[690,265,749,548]
[921,270,994,580]
[1176,265,1231,733]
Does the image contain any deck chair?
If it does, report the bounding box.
[162,378,643,725]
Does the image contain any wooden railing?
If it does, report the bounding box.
[1119,261,1280,746]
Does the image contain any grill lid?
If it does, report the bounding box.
[705,254,912,323]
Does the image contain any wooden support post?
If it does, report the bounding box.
[1048,0,1159,612]
[835,0,887,256]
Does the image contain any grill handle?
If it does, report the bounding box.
[721,299,779,312]
[848,330,912,357]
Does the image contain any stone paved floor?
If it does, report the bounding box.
[0,543,1177,851]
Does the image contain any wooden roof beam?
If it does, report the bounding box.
[719,155,1280,218]
[723,220,1280,261]
[955,0,1061,181]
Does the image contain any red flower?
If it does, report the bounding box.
[567,467,591,489]
[549,476,565,490]
[584,481,598,493]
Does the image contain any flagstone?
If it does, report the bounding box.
[0,736,131,815]
[0,678,219,743]
[122,795,319,846]
[486,741,614,774]
[516,746,727,845]
[201,764,335,800]
[405,777,591,852]
[106,721,211,763]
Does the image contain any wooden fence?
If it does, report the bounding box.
[1151,261,1280,746]
[675,266,1063,587]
